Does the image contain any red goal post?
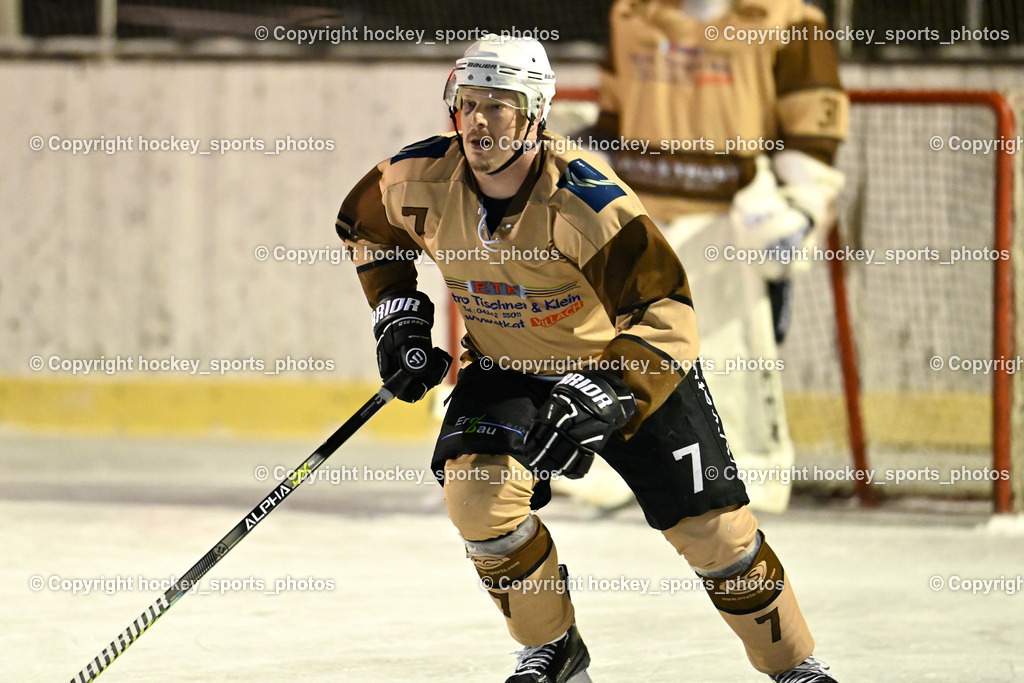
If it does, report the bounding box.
[844,90,1015,514]
[445,87,1018,513]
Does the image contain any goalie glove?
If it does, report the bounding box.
[772,148,846,247]
[372,291,451,402]
[730,154,813,280]
[523,371,637,479]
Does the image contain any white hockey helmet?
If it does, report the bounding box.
[444,34,556,122]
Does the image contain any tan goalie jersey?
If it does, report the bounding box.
[598,0,849,218]
[336,131,699,433]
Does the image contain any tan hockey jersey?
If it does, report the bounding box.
[598,0,849,219]
[336,131,699,434]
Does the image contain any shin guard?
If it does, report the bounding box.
[700,531,814,674]
[465,517,574,647]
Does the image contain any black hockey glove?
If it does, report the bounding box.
[523,371,637,479]
[372,290,451,403]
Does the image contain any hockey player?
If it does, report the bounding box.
[335,34,837,682]
[589,0,850,512]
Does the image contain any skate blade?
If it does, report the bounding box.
[568,670,592,683]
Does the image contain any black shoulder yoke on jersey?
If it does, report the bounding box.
[556,158,627,213]
[391,135,453,164]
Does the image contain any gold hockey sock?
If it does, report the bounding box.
[464,516,575,647]
[698,531,814,674]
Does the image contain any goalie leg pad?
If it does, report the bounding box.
[662,506,814,674]
[443,454,574,646]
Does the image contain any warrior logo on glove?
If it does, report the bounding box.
[372,295,423,325]
[371,290,451,403]
[403,347,429,372]
[559,373,617,409]
[524,370,637,479]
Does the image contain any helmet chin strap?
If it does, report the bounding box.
[449,108,544,177]
[449,108,467,159]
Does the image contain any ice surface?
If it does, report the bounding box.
[2,432,1022,682]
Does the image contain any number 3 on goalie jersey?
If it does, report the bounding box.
[818,96,841,131]
[672,443,703,494]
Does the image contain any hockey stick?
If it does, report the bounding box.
[70,378,403,683]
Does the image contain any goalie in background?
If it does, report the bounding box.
[572,0,850,513]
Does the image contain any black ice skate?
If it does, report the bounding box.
[504,624,592,683]
[770,656,838,683]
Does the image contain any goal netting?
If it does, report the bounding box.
[543,88,1022,512]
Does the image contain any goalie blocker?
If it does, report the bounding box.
[432,359,748,526]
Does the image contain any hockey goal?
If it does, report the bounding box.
[786,89,1018,514]
[447,87,1021,513]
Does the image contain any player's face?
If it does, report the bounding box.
[458,88,525,173]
